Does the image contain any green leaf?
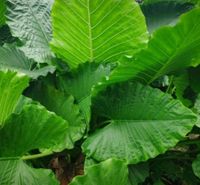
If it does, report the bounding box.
[0,45,55,79]
[51,0,148,68]
[69,158,128,185]
[0,104,68,157]
[192,154,200,178]
[141,1,194,33]
[128,163,149,185]
[0,0,6,26]
[83,82,197,163]
[58,63,110,123]
[7,0,54,63]
[28,84,86,150]
[98,7,200,89]
[0,70,29,126]
[0,159,59,185]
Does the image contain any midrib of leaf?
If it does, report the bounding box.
[87,0,94,62]
[26,1,49,46]
[147,20,200,84]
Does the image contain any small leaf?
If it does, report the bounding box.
[69,158,128,185]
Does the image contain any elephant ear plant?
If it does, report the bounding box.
[1,0,200,184]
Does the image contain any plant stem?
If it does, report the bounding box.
[21,151,54,160]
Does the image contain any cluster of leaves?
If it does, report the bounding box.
[1,0,200,184]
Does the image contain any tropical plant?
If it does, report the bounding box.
[1,0,200,184]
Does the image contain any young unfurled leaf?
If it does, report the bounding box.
[7,0,54,63]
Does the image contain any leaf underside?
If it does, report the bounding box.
[7,0,54,63]
[0,45,55,79]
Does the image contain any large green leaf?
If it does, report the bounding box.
[83,83,197,163]
[7,0,54,63]
[27,84,86,149]
[97,7,200,89]
[0,0,6,26]
[192,154,200,178]
[141,1,194,32]
[51,0,148,68]
[69,158,128,185]
[0,159,59,185]
[0,70,29,126]
[0,45,55,79]
[0,104,68,157]
[58,63,110,123]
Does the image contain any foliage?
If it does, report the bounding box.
[1,0,200,184]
